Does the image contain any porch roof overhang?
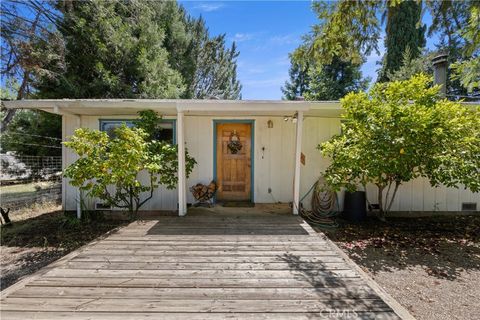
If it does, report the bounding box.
[2,99,344,117]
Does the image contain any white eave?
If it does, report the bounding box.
[3,98,477,118]
[1,99,343,117]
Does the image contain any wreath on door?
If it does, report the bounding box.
[227,130,242,154]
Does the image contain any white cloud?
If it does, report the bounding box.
[268,34,300,46]
[245,67,266,75]
[274,56,291,66]
[231,33,255,42]
[194,2,224,12]
[242,73,288,88]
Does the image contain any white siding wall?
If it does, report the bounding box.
[184,116,296,204]
[62,114,479,212]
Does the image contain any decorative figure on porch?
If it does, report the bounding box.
[190,180,217,207]
[227,130,242,154]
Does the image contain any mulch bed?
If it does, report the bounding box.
[317,215,480,320]
[1,210,126,290]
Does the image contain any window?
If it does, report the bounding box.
[99,119,176,144]
[100,120,135,138]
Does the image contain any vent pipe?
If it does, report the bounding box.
[431,53,448,97]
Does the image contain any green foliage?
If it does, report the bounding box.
[448,4,480,93]
[303,57,370,101]
[33,0,241,100]
[185,17,241,99]
[281,60,309,100]
[283,8,370,101]
[37,1,185,99]
[0,110,62,156]
[308,0,479,93]
[64,110,196,218]
[451,57,480,93]
[378,1,426,81]
[307,1,382,65]
[1,0,63,99]
[387,48,434,82]
[320,74,480,217]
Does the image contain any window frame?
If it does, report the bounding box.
[99,118,177,144]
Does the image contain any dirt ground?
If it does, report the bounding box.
[319,215,480,320]
[0,205,126,290]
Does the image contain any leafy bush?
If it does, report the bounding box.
[320,74,479,218]
[64,110,196,218]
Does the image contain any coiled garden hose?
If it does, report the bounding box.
[299,177,339,228]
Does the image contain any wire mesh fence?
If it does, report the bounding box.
[0,153,62,212]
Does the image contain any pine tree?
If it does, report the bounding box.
[282,60,309,100]
[305,57,370,100]
[283,33,369,100]
[378,1,426,82]
[185,17,242,99]
[36,1,185,98]
[34,1,242,100]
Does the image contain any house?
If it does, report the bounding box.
[4,98,479,216]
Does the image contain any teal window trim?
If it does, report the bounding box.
[99,118,177,144]
[212,119,255,203]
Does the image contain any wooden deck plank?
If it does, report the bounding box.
[104,236,322,242]
[70,255,346,263]
[0,212,408,320]
[103,236,327,246]
[0,311,402,320]
[89,244,331,251]
[29,277,365,288]
[43,268,359,279]
[1,297,392,312]
[61,261,352,270]
[80,249,340,256]
[10,286,378,300]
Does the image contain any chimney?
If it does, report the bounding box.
[431,53,448,97]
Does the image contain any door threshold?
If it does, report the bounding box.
[221,201,255,208]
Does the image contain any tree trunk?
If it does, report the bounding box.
[386,181,401,212]
[377,185,386,221]
[0,208,12,226]
[1,109,16,133]
[1,12,38,133]
[128,187,135,220]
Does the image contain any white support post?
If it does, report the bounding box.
[293,111,303,215]
[75,115,82,219]
[177,111,187,216]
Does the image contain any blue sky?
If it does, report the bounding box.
[181,0,439,100]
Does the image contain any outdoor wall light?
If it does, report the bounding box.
[267,120,273,128]
[284,113,298,123]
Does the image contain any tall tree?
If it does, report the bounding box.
[0,0,63,131]
[37,1,185,99]
[427,1,480,96]
[306,0,479,94]
[0,110,62,156]
[378,0,426,81]
[33,1,242,100]
[185,17,242,99]
[283,11,369,101]
[304,57,370,100]
[281,60,309,100]
[283,55,369,101]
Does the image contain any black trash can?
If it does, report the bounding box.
[343,191,367,222]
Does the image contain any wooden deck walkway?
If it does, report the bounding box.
[1,210,409,319]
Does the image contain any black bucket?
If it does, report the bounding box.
[343,191,367,222]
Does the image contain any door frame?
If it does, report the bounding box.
[213,119,255,203]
